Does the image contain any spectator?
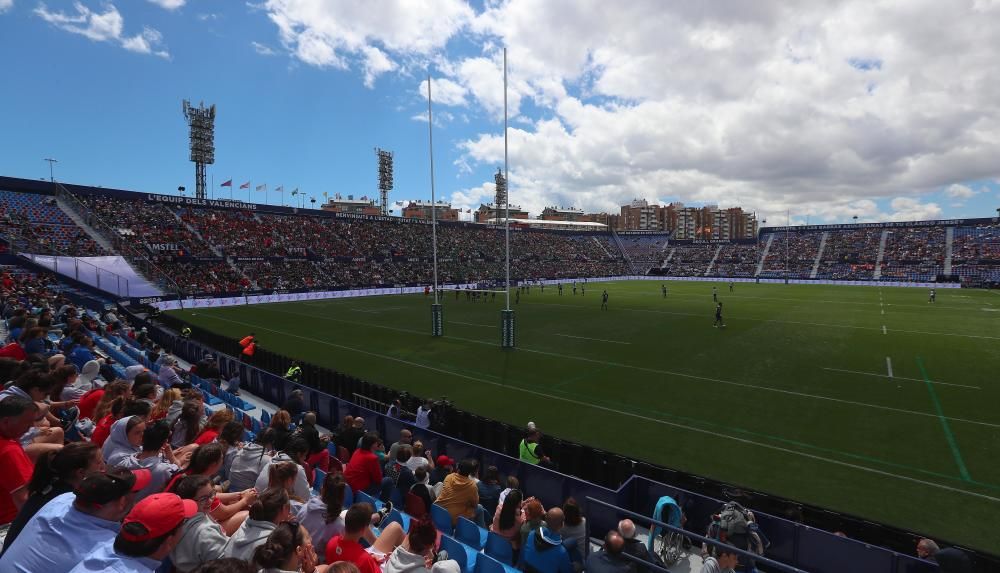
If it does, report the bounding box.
[429,454,453,486]
[435,458,486,526]
[283,389,306,423]
[383,516,461,573]
[519,429,550,466]
[91,396,125,447]
[561,498,588,565]
[0,396,39,526]
[519,498,546,548]
[253,521,319,573]
[386,429,413,463]
[405,440,433,474]
[297,471,348,562]
[150,388,182,422]
[344,433,384,496]
[324,502,406,571]
[226,487,292,561]
[217,420,245,481]
[916,538,972,573]
[270,409,294,451]
[477,465,503,517]
[415,400,432,429]
[700,543,740,573]
[337,416,365,454]
[118,420,181,502]
[300,412,330,475]
[268,461,307,513]
[158,356,184,387]
[408,467,435,516]
[195,354,221,382]
[0,467,151,573]
[171,400,204,448]
[619,518,664,572]
[190,558,256,573]
[103,415,146,467]
[519,507,573,573]
[230,428,276,493]
[490,489,526,549]
[256,435,311,501]
[67,492,197,573]
[585,530,635,573]
[194,409,235,445]
[383,444,416,503]
[1,442,104,553]
[170,474,233,573]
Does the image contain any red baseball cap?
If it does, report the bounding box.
[436,454,454,467]
[120,493,197,542]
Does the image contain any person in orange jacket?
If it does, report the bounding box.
[239,333,256,363]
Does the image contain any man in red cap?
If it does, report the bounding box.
[69,492,197,573]
[0,467,152,572]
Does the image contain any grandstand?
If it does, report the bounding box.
[2,176,999,572]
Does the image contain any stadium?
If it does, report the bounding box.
[2,2,999,573]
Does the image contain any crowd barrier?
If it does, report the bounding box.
[136,313,996,572]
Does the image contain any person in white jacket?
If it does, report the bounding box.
[226,487,292,561]
[230,429,276,492]
[383,517,461,573]
[170,475,233,573]
[255,436,310,501]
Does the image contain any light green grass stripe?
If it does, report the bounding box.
[917,357,972,482]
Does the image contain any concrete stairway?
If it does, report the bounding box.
[55,196,116,254]
[810,231,829,279]
[755,234,774,276]
[873,229,890,280]
[703,245,722,276]
[944,227,954,275]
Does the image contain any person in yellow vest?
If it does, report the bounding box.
[180,326,192,339]
[519,428,551,466]
[284,361,302,383]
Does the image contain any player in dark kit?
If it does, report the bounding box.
[713,302,725,328]
[558,283,563,295]
[581,284,586,295]
[662,284,667,298]
[601,290,609,310]
[712,286,718,302]
[729,281,734,292]
[573,284,577,295]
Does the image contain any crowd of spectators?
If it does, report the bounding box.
[79,195,215,258]
[759,232,822,279]
[1,190,104,256]
[661,245,718,277]
[879,227,945,281]
[952,223,1000,284]
[709,244,759,278]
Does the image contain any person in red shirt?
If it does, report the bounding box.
[343,433,383,496]
[0,396,39,524]
[92,398,125,447]
[193,409,234,445]
[239,333,256,363]
[325,502,405,572]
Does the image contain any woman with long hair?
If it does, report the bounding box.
[216,421,244,482]
[91,396,125,447]
[194,409,235,445]
[296,471,348,563]
[267,461,305,513]
[165,443,257,536]
[229,428,275,493]
[150,388,181,422]
[269,409,292,452]
[91,381,130,422]
[1,443,104,554]
[171,400,204,448]
[490,489,527,549]
[102,415,146,467]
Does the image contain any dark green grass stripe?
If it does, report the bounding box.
[917,357,973,482]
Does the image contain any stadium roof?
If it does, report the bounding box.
[486,217,607,229]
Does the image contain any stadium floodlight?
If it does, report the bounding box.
[178,186,186,197]
[494,168,507,209]
[182,99,216,200]
[376,147,394,216]
[43,158,58,183]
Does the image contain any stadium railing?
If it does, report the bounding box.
[134,311,988,573]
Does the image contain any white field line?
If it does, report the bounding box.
[554,333,632,345]
[882,325,887,335]
[254,306,1000,428]
[198,312,1000,504]
[886,357,894,379]
[452,321,497,328]
[821,368,980,390]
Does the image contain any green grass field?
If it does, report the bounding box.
[170,280,1000,552]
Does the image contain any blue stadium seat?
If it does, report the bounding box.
[383,508,411,532]
[484,531,514,566]
[356,490,383,511]
[455,516,488,550]
[343,483,354,508]
[312,469,326,495]
[431,503,454,535]
[473,554,519,573]
[439,535,477,573]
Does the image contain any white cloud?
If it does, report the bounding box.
[0,0,13,14]
[888,197,943,221]
[35,2,170,58]
[251,41,276,56]
[263,0,472,86]
[418,77,468,107]
[944,183,977,198]
[255,1,1000,219]
[147,0,185,9]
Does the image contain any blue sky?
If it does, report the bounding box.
[1,0,998,224]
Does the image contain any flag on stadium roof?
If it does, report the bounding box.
[348,195,353,200]
[395,201,404,206]
[335,193,341,199]
[256,184,266,191]
[220,179,232,187]
[292,187,298,194]
[239,181,250,189]
[275,185,284,192]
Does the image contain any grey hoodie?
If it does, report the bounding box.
[170,512,229,573]
[229,442,272,493]
[383,545,461,573]
[224,518,276,562]
[255,452,310,501]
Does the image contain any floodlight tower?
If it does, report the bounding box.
[376,148,394,216]
[182,100,216,200]
[494,168,507,212]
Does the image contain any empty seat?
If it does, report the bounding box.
[455,516,487,550]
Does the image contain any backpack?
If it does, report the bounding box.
[704,502,767,556]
